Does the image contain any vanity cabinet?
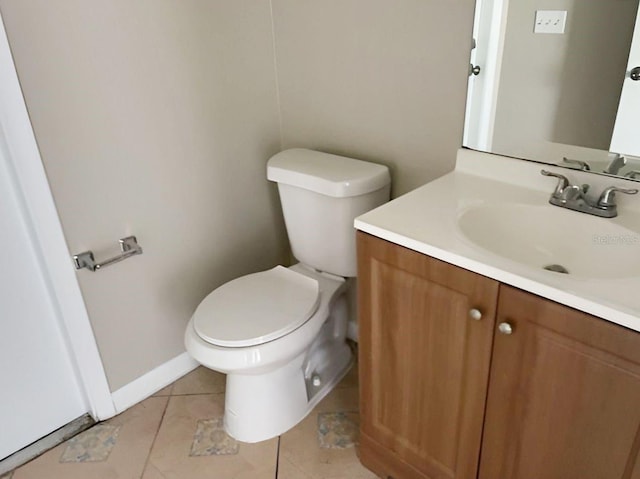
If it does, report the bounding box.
[357,232,640,479]
[480,285,640,479]
[356,231,499,479]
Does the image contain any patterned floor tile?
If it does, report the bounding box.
[7,352,369,479]
[12,396,168,479]
[317,412,359,449]
[143,394,277,479]
[59,424,120,462]
[278,386,377,479]
[190,418,239,456]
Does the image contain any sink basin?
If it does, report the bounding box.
[457,203,640,279]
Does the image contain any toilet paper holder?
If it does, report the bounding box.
[73,236,143,272]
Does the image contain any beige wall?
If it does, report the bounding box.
[492,0,638,156]
[1,0,475,391]
[0,0,288,391]
[272,0,476,196]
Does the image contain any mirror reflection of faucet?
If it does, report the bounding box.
[604,153,627,175]
[562,157,591,171]
[541,169,638,218]
[561,155,631,176]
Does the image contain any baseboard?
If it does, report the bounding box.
[111,352,198,414]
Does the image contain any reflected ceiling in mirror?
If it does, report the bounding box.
[463,0,640,180]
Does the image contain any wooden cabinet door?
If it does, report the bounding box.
[479,285,640,479]
[357,232,499,479]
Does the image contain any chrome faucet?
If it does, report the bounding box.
[541,170,638,218]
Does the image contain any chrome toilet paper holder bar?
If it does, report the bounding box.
[73,236,143,272]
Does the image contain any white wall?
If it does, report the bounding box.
[272,0,476,196]
[0,0,477,392]
[0,0,289,391]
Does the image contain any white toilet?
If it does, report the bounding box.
[184,148,390,443]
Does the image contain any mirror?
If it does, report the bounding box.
[463,0,640,180]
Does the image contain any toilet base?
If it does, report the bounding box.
[223,340,353,443]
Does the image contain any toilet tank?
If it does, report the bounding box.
[267,149,390,277]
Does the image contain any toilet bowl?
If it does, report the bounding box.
[185,264,352,442]
[184,149,390,443]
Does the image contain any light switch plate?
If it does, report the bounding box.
[534,10,567,34]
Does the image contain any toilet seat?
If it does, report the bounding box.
[192,266,320,348]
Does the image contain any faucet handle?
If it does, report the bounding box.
[541,170,570,196]
[597,186,639,208]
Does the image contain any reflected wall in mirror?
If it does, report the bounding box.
[464,0,640,179]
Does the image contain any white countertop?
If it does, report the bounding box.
[355,149,640,333]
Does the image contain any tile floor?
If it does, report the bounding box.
[6,363,377,479]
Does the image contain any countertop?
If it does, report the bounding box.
[354,149,640,333]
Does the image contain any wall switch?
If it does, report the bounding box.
[534,10,567,34]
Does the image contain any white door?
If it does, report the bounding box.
[0,139,87,460]
[611,6,640,157]
[463,0,509,151]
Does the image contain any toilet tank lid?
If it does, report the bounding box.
[267,149,390,198]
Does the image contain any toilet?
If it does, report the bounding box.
[184,148,390,443]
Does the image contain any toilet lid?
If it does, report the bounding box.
[192,266,320,348]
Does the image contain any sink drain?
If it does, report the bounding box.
[543,264,570,274]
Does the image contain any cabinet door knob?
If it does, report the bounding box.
[498,322,513,335]
[469,308,483,320]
